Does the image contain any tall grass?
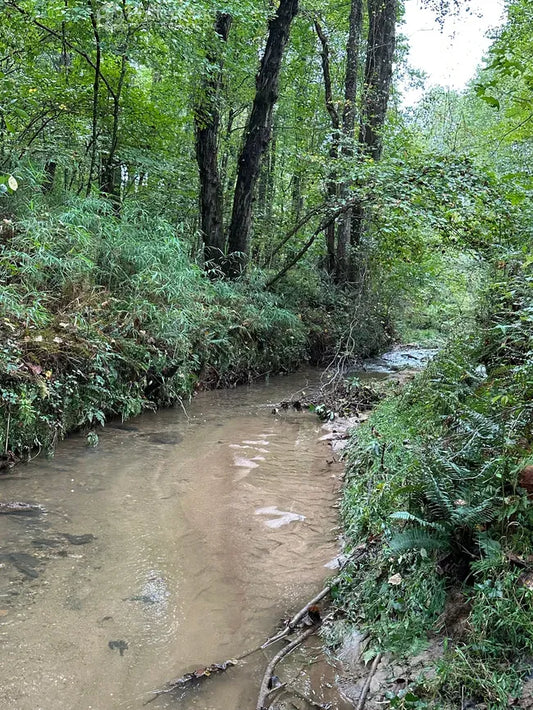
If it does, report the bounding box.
[0,196,307,454]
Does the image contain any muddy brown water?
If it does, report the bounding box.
[0,369,356,710]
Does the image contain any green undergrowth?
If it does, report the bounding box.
[336,251,533,708]
[0,199,299,454]
[0,195,386,457]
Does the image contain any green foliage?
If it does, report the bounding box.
[0,195,313,455]
[337,249,533,706]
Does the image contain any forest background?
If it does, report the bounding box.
[1,1,533,705]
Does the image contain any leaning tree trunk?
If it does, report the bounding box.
[226,0,299,277]
[194,12,232,267]
[335,0,363,284]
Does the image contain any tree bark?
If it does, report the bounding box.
[226,0,299,277]
[314,19,340,275]
[335,0,363,284]
[359,0,398,161]
[194,12,232,266]
[87,0,101,197]
[351,0,397,265]
[100,51,128,209]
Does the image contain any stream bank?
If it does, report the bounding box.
[334,293,533,710]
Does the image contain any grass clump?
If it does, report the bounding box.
[336,253,533,708]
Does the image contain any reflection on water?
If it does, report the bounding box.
[0,369,351,710]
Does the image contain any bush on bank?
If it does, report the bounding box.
[337,253,533,708]
[0,196,392,458]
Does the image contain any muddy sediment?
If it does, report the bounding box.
[0,368,350,709]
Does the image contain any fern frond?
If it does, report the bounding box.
[424,474,455,518]
[389,528,450,554]
[451,500,495,527]
[390,511,447,533]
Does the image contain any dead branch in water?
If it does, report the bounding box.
[147,544,368,705]
[145,660,240,703]
[355,653,382,710]
[261,586,330,649]
[258,614,335,710]
[257,626,317,710]
[262,543,367,650]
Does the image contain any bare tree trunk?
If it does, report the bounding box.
[314,19,340,275]
[351,0,397,260]
[335,0,363,284]
[194,12,232,266]
[87,0,101,197]
[265,128,277,225]
[291,171,303,224]
[100,0,133,211]
[226,0,299,277]
[100,52,128,209]
[359,0,397,160]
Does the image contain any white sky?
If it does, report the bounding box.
[402,0,506,102]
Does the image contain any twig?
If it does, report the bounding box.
[257,626,317,710]
[262,545,367,649]
[355,653,382,710]
[262,586,330,649]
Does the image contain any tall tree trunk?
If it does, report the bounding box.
[359,0,397,160]
[314,19,340,274]
[194,12,232,266]
[87,0,101,197]
[226,0,299,277]
[265,127,277,225]
[291,171,303,224]
[350,0,397,264]
[100,0,132,211]
[335,0,363,284]
[100,52,128,209]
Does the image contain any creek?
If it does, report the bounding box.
[0,351,429,710]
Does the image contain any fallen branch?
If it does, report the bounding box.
[145,659,240,703]
[262,586,330,649]
[262,544,367,649]
[355,653,382,710]
[257,626,317,710]
[147,544,367,704]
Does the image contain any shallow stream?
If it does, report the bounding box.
[0,348,433,710]
[0,369,354,710]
